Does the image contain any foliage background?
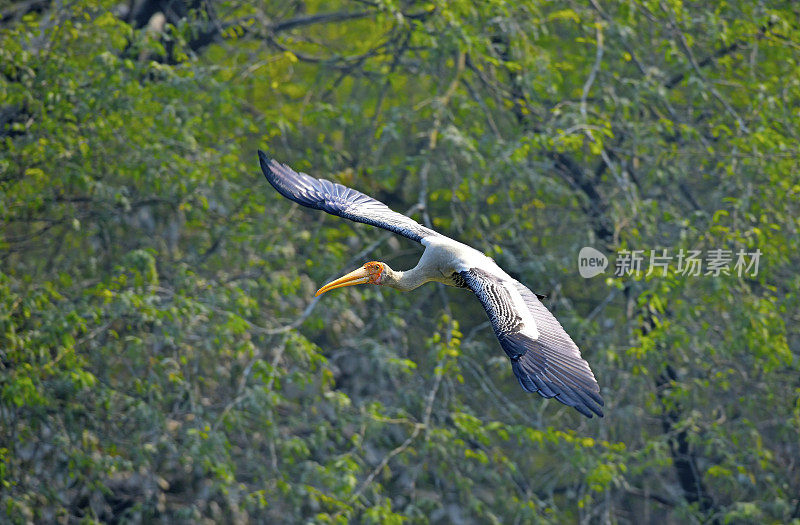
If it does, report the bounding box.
[1,0,799,523]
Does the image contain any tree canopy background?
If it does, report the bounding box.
[1,0,799,523]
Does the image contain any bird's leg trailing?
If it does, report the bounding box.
[315,261,384,296]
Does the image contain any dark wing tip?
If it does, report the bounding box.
[257,149,273,179]
[556,387,604,418]
[502,332,604,419]
[567,389,605,418]
[257,150,285,185]
[512,359,604,418]
[257,151,325,210]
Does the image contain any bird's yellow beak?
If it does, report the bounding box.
[315,267,371,297]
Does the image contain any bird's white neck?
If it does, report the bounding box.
[381,265,432,292]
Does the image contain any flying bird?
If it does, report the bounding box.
[258,151,604,418]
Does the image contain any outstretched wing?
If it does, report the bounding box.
[460,268,604,418]
[259,151,439,244]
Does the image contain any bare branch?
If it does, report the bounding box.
[269,10,373,33]
[665,19,777,89]
[349,352,446,503]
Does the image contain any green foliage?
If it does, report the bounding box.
[1,0,799,522]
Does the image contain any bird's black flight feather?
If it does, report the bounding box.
[259,151,436,243]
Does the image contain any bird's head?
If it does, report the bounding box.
[315,261,385,296]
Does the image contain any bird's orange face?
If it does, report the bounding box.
[363,261,384,284]
[315,261,384,296]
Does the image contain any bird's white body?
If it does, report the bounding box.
[411,237,540,341]
[418,236,490,283]
[420,236,496,277]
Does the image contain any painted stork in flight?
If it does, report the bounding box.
[258,151,604,418]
